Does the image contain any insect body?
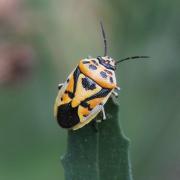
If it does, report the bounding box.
[54,22,148,130]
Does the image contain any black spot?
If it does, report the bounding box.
[81,101,92,111]
[92,60,99,66]
[105,69,112,75]
[58,85,62,90]
[82,61,90,64]
[73,68,81,94]
[61,97,63,101]
[89,64,97,70]
[68,91,74,98]
[65,90,74,98]
[81,101,89,107]
[110,77,113,83]
[82,77,96,90]
[67,79,70,83]
[100,71,107,78]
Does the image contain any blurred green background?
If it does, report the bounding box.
[0,0,180,180]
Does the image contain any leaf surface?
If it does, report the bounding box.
[62,98,133,180]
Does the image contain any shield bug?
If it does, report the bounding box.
[54,22,149,130]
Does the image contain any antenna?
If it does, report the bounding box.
[115,56,150,65]
[100,21,107,56]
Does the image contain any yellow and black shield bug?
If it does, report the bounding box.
[54,22,149,130]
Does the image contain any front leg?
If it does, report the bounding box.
[101,106,106,120]
[95,105,106,123]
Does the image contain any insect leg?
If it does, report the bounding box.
[95,105,106,123]
[112,87,121,97]
[115,86,121,91]
[58,83,64,90]
[101,106,106,120]
[112,91,118,97]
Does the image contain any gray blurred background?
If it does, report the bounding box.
[0,0,180,180]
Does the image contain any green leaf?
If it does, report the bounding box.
[61,98,133,180]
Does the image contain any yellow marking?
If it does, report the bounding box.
[73,108,100,130]
[88,97,104,109]
[71,73,101,108]
[71,98,80,107]
[77,97,104,122]
[78,105,90,121]
[62,93,71,104]
[59,74,74,106]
